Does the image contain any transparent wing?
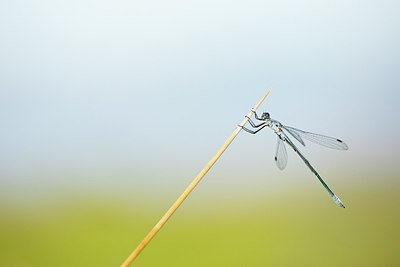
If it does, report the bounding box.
[283,126,348,150]
[283,126,305,146]
[275,136,288,170]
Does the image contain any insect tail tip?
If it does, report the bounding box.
[332,195,346,208]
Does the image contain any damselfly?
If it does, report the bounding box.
[241,111,348,208]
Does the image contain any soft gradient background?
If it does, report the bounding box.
[1,1,399,266]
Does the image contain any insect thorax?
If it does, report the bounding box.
[268,119,282,132]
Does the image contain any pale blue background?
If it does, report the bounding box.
[1,0,399,199]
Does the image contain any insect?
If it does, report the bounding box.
[240,111,348,208]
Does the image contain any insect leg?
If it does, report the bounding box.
[240,124,268,134]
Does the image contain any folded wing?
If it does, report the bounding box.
[275,136,288,170]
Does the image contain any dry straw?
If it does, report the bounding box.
[121,89,271,267]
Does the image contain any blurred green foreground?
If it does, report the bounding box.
[1,180,399,267]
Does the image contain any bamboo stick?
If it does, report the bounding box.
[121,89,271,267]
